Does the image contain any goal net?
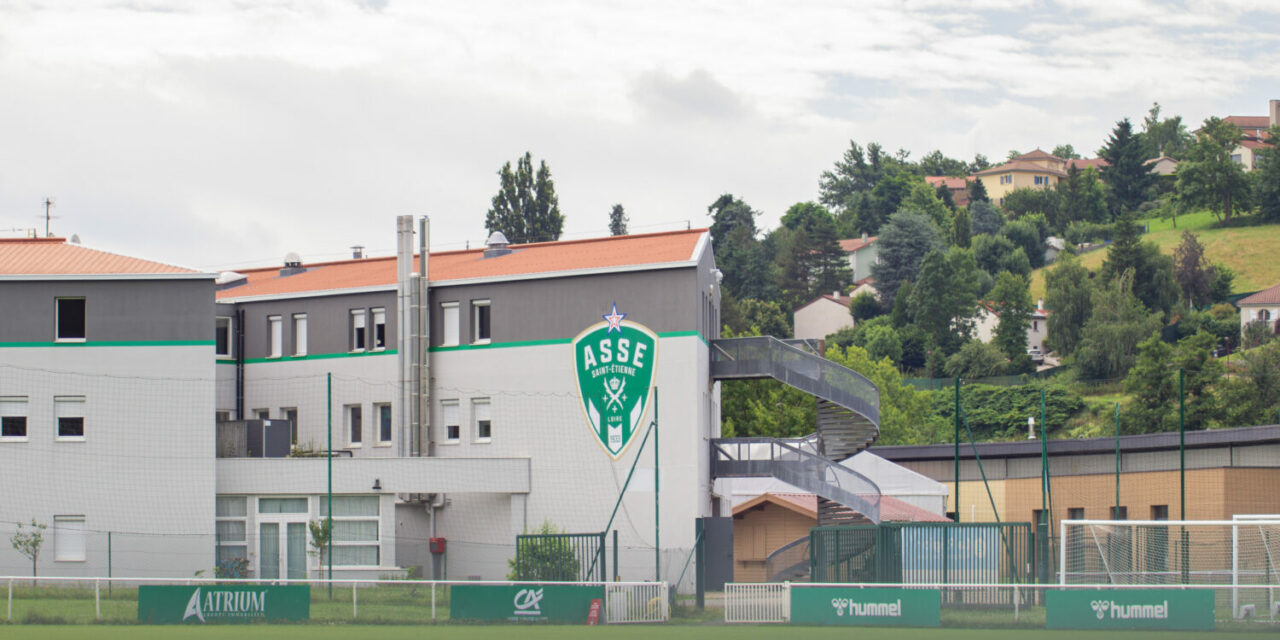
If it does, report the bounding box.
[1060,519,1280,617]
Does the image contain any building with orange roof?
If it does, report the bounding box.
[924,175,971,208]
[0,236,218,578]
[973,150,1068,206]
[209,218,722,581]
[1203,100,1277,171]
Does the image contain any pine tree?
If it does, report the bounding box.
[485,152,564,243]
[989,271,1034,361]
[1099,119,1156,218]
[968,177,990,203]
[608,204,628,236]
[951,206,972,248]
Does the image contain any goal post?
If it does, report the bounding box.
[1060,519,1280,618]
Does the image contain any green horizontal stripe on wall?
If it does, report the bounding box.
[0,340,214,348]
[240,349,398,365]
[429,330,707,352]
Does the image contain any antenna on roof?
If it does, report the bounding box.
[41,197,58,237]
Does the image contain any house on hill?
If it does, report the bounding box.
[925,176,970,208]
[973,150,1067,206]
[1238,282,1280,334]
[1203,100,1277,171]
[838,233,878,282]
[973,299,1050,355]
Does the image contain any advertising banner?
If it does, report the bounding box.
[137,585,310,624]
[1046,589,1215,630]
[450,584,604,623]
[790,587,941,627]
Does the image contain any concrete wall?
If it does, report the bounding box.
[0,279,213,342]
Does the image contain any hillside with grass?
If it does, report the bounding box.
[1031,211,1280,301]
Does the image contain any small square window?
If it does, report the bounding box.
[56,298,86,341]
[54,515,86,562]
[215,410,231,423]
[347,404,363,446]
[1151,505,1169,521]
[372,308,386,350]
[292,314,308,356]
[473,398,491,442]
[350,310,367,352]
[215,317,233,358]
[441,401,460,444]
[441,303,460,346]
[472,301,491,344]
[55,396,85,440]
[376,403,392,445]
[1110,506,1128,520]
[1,396,28,440]
[253,408,270,420]
[268,315,283,358]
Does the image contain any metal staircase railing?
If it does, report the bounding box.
[710,336,879,461]
[711,437,882,524]
[765,535,811,582]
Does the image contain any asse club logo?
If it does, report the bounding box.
[573,303,657,459]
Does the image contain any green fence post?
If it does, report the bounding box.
[954,377,960,522]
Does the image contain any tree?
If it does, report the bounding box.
[10,519,46,578]
[1074,271,1164,380]
[898,181,952,230]
[485,152,564,244]
[1057,165,1110,230]
[1141,102,1193,159]
[1052,144,1081,160]
[951,206,971,248]
[1176,117,1251,222]
[1123,331,1222,433]
[608,204,628,236]
[864,324,903,363]
[1002,219,1045,269]
[989,271,1034,361]
[967,154,992,174]
[1044,252,1093,356]
[919,150,969,177]
[1172,231,1216,309]
[1100,213,1177,314]
[707,194,778,302]
[1000,187,1060,230]
[944,341,1008,379]
[973,234,1030,278]
[1099,119,1156,217]
[509,520,583,581]
[909,247,981,353]
[825,343,947,444]
[1255,125,1280,222]
[737,298,791,338]
[871,210,945,308]
[849,290,881,322]
[936,183,956,210]
[967,177,990,204]
[968,200,1002,236]
[308,518,332,576]
[1220,340,1280,427]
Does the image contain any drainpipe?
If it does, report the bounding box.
[396,216,414,458]
[417,217,431,457]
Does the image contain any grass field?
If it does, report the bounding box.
[0,625,1274,640]
[1029,211,1280,301]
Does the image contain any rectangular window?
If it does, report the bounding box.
[320,496,380,566]
[56,297,86,341]
[215,410,231,423]
[55,396,85,440]
[292,314,307,356]
[473,398,491,442]
[1,396,28,440]
[1151,505,1169,521]
[442,400,460,443]
[372,308,386,350]
[215,496,248,569]
[1110,506,1128,520]
[253,408,270,420]
[282,408,298,445]
[375,403,392,445]
[268,315,282,358]
[215,316,232,357]
[350,309,367,352]
[54,515,86,562]
[347,404,363,446]
[441,303,459,346]
[472,300,491,344]
[1068,507,1084,520]
[258,497,308,514]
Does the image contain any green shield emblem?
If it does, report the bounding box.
[573,304,657,459]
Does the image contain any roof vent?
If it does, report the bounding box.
[216,271,248,290]
[280,252,306,277]
[483,231,513,258]
[351,245,364,259]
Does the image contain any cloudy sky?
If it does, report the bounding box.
[1,0,1276,270]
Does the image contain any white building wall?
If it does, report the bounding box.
[0,346,214,578]
[794,299,853,340]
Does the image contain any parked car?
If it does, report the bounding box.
[1027,347,1044,364]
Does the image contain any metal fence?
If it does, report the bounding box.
[2,576,668,624]
[512,532,606,582]
[810,522,1034,591]
[724,582,789,623]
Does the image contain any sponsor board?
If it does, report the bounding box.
[790,587,941,627]
[137,585,309,624]
[1046,589,1215,630]
[572,303,657,459]
[450,585,604,623]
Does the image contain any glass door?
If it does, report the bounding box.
[259,522,280,580]
[287,522,307,580]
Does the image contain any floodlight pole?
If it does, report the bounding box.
[653,387,660,583]
[327,372,333,598]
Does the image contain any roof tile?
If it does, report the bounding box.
[0,237,200,275]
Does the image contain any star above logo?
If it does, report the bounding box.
[602,302,626,333]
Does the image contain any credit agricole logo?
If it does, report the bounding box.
[573,303,657,459]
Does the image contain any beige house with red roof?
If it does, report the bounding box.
[1238,283,1280,334]
[0,237,218,578]
[973,150,1068,206]
[1210,101,1277,171]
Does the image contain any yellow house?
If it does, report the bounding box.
[974,150,1068,205]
